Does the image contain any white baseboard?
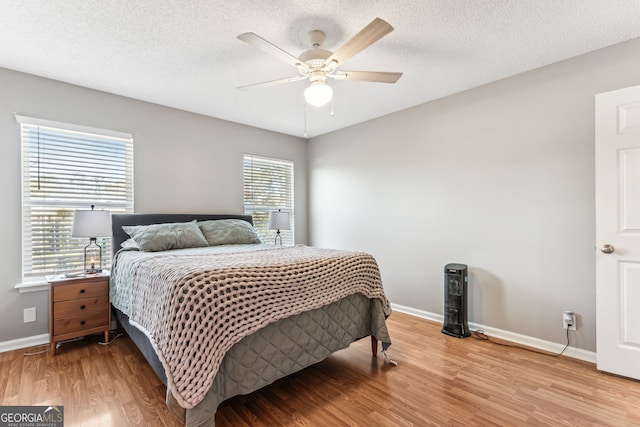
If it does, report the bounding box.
[0,333,49,353]
[1,307,598,364]
[390,303,596,364]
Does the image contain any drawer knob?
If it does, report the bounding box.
[80,321,86,326]
[79,289,85,294]
[80,305,86,310]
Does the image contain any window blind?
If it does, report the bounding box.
[18,116,134,277]
[243,155,294,245]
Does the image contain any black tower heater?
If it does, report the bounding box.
[441,263,470,338]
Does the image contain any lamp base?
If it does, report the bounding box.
[84,238,104,274]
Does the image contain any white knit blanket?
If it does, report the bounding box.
[127,245,391,409]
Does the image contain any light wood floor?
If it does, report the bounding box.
[2,312,640,426]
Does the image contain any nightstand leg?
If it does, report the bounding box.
[51,341,56,356]
[104,330,109,344]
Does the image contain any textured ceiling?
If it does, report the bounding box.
[1,1,640,138]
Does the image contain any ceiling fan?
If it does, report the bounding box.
[237,17,403,107]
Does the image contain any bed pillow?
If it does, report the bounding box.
[198,219,262,246]
[120,238,140,251]
[122,220,209,252]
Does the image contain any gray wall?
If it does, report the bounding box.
[0,68,307,342]
[308,37,640,352]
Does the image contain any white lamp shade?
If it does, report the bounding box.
[268,211,290,230]
[71,209,112,237]
[304,82,333,107]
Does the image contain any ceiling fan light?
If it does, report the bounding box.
[304,82,333,107]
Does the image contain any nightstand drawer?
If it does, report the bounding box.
[53,280,108,302]
[53,311,110,335]
[54,295,110,318]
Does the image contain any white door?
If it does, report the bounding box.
[596,84,640,379]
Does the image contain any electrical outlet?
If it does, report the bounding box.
[563,311,576,331]
[24,307,36,323]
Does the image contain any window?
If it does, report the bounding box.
[243,155,294,245]
[18,116,134,277]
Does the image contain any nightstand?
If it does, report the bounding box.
[48,274,111,355]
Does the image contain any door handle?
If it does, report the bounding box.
[601,244,615,254]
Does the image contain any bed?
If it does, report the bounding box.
[110,213,392,426]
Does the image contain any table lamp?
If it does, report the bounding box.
[71,205,111,273]
[268,209,290,246]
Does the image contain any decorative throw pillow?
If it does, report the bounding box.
[198,219,262,246]
[122,220,209,252]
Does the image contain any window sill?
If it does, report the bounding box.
[15,278,48,293]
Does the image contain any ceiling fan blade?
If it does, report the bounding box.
[323,18,393,68]
[238,32,309,71]
[237,75,307,90]
[330,71,402,84]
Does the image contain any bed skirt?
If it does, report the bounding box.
[115,293,391,426]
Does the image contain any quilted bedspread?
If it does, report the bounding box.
[113,245,391,409]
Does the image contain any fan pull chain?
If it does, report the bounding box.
[303,102,308,138]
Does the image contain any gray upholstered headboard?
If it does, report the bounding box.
[111,213,254,256]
